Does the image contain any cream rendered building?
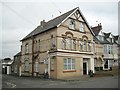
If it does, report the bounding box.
[20,7,95,79]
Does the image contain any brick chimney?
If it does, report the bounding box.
[91,23,102,31]
[40,19,46,27]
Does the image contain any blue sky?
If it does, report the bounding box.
[1,0,119,59]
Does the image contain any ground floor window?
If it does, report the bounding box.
[34,61,39,72]
[24,60,29,71]
[63,58,75,70]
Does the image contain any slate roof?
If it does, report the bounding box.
[113,35,119,41]
[21,7,95,41]
[21,7,78,41]
[14,52,21,57]
[103,32,111,38]
[91,24,102,36]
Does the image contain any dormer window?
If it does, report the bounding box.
[79,22,84,32]
[97,35,104,41]
[69,19,75,30]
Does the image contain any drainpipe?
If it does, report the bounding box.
[47,51,50,78]
[32,35,34,76]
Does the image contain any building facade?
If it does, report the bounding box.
[92,24,120,71]
[2,58,13,75]
[20,7,95,79]
[11,52,21,76]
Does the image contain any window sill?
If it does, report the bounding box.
[63,70,76,73]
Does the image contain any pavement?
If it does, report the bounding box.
[2,74,119,88]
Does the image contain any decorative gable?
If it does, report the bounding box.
[98,30,103,36]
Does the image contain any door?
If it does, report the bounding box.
[5,67,7,74]
[83,62,87,75]
[104,60,108,69]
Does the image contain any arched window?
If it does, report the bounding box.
[88,42,91,52]
[79,40,83,51]
[73,39,76,50]
[83,40,87,51]
[67,37,72,49]
[62,37,66,49]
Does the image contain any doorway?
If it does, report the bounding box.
[83,62,87,75]
[5,67,7,74]
[104,60,108,69]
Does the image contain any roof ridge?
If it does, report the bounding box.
[21,7,78,41]
[45,7,78,24]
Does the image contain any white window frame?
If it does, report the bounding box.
[79,22,84,32]
[69,19,75,30]
[62,37,66,49]
[24,60,29,71]
[67,37,72,49]
[63,58,75,70]
[88,42,91,51]
[83,40,87,51]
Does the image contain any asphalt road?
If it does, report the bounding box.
[2,74,118,88]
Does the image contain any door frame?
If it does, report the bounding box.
[83,60,88,75]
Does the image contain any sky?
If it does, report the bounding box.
[0,0,119,59]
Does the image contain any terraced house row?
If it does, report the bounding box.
[12,7,120,79]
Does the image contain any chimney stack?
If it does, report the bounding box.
[40,19,46,27]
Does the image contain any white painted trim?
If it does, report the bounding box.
[57,7,78,27]
[57,7,95,36]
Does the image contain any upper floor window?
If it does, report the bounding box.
[35,40,37,52]
[67,37,72,49]
[79,22,84,32]
[69,19,75,30]
[104,45,107,54]
[79,40,83,51]
[62,37,66,49]
[108,45,113,54]
[88,42,91,52]
[25,44,29,53]
[38,39,40,51]
[73,39,76,50]
[51,35,56,49]
[83,40,87,51]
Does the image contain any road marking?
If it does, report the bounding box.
[6,82,16,88]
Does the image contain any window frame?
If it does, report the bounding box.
[69,19,75,30]
[79,22,85,32]
[83,40,87,51]
[25,44,29,54]
[62,37,66,49]
[63,58,75,70]
[67,37,72,50]
[73,39,76,50]
[24,60,29,72]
